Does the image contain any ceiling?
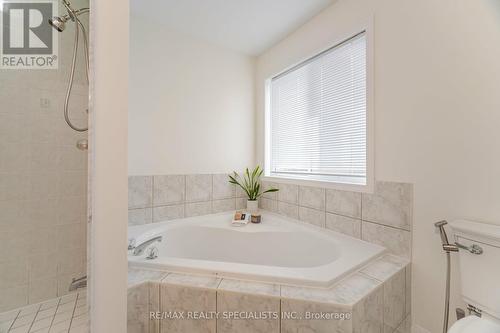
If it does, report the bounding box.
[130,0,336,56]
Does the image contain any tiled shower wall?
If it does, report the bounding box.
[0,0,89,312]
[128,174,248,225]
[260,180,413,258]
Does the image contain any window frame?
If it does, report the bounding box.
[263,23,374,193]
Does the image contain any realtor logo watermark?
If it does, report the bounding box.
[1,0,58,69]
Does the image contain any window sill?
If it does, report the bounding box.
[262,175,373,193]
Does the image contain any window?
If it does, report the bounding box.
[266,31,370,188]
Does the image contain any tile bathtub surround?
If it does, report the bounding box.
[362,181,413,231]
[0,290,87,333]
[217,279,281,333]
[217,289,280,333]
[361,221,412,259]
[127,254,409,333]
[159,274,220,333]
[128,174,248,225]
[185,174,212,202]
[153,175,184,206]
[326,213,361,238]
[360,255,412,333]
[260,180,413,258]
[128,282,150,333]
[326,188,362,219]
[129,176,153,209]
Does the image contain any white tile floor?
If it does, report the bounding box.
[0,291,87,333]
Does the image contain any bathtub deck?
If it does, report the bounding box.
[0,290,87,333]
[127,254,411,333]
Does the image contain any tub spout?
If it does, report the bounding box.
[69,275,87,291]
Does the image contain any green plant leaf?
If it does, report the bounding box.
[227,166,279,200]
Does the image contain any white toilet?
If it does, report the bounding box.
[448,220,500,333]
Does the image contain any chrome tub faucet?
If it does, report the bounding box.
[69,275,87,291]
[128,236,162,256]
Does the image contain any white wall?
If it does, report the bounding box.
[90,0,128,331]
[255,1,500,332]
[129,15,256,175]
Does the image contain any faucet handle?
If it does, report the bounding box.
[128,238,136,250]
[146,247,159,260]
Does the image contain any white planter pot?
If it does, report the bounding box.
[246,200,258,214]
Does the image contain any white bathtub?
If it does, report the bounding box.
[128,212,385,287]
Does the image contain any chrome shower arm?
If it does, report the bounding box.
[73,8,90,17]
[58,7,89,22]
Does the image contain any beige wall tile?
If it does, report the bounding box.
[185,201,212,217]
[28,253,58,280]
[261,181,278,200]
[29,277,57,304]
[212,174,235,200]
[326,213,361,238]
[259,198,277,212]
[185,174,212,202]
[128,176,153,209]
[326,189,361,219]
[128,283,150,333]
[160,283,217,333]
[281,299,352,333]
[352,284,384,333]
[278,183,298,204]
[217,292,280,333]
[0,259,29,289]
[405,264,411,316]
[362,181,413,231]
[235,197,247,210]
[0,285,28,312]
[362,221,411,258]
[128,208,153,225]
[212,199,235,213]
[299,186,325,210]
[278,201,298,219]
[153,175,185,206]
[383,269,406,332]
[153,205,184,222]
[299,206,325,227]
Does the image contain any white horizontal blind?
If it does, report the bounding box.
[270,32,367,184]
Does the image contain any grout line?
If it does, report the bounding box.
[47,296,62,331]
[215,280,218,333]
[7,309,21,332]
[279,293,282,333]
[211,174,215,204]
[67,293,79,332]
[25,303,42,332]
[360,192,363,237]
[361,219,411,232]
[150,176,156,224]
[158,279,163,333]
[183,175,187,220]
[151,176,155,216]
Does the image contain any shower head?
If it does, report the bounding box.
[48,15,69,32]
[48,5,89,32]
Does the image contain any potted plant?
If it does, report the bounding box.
[228,166,278,214]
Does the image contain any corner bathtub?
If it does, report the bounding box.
[128,212,385,287]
